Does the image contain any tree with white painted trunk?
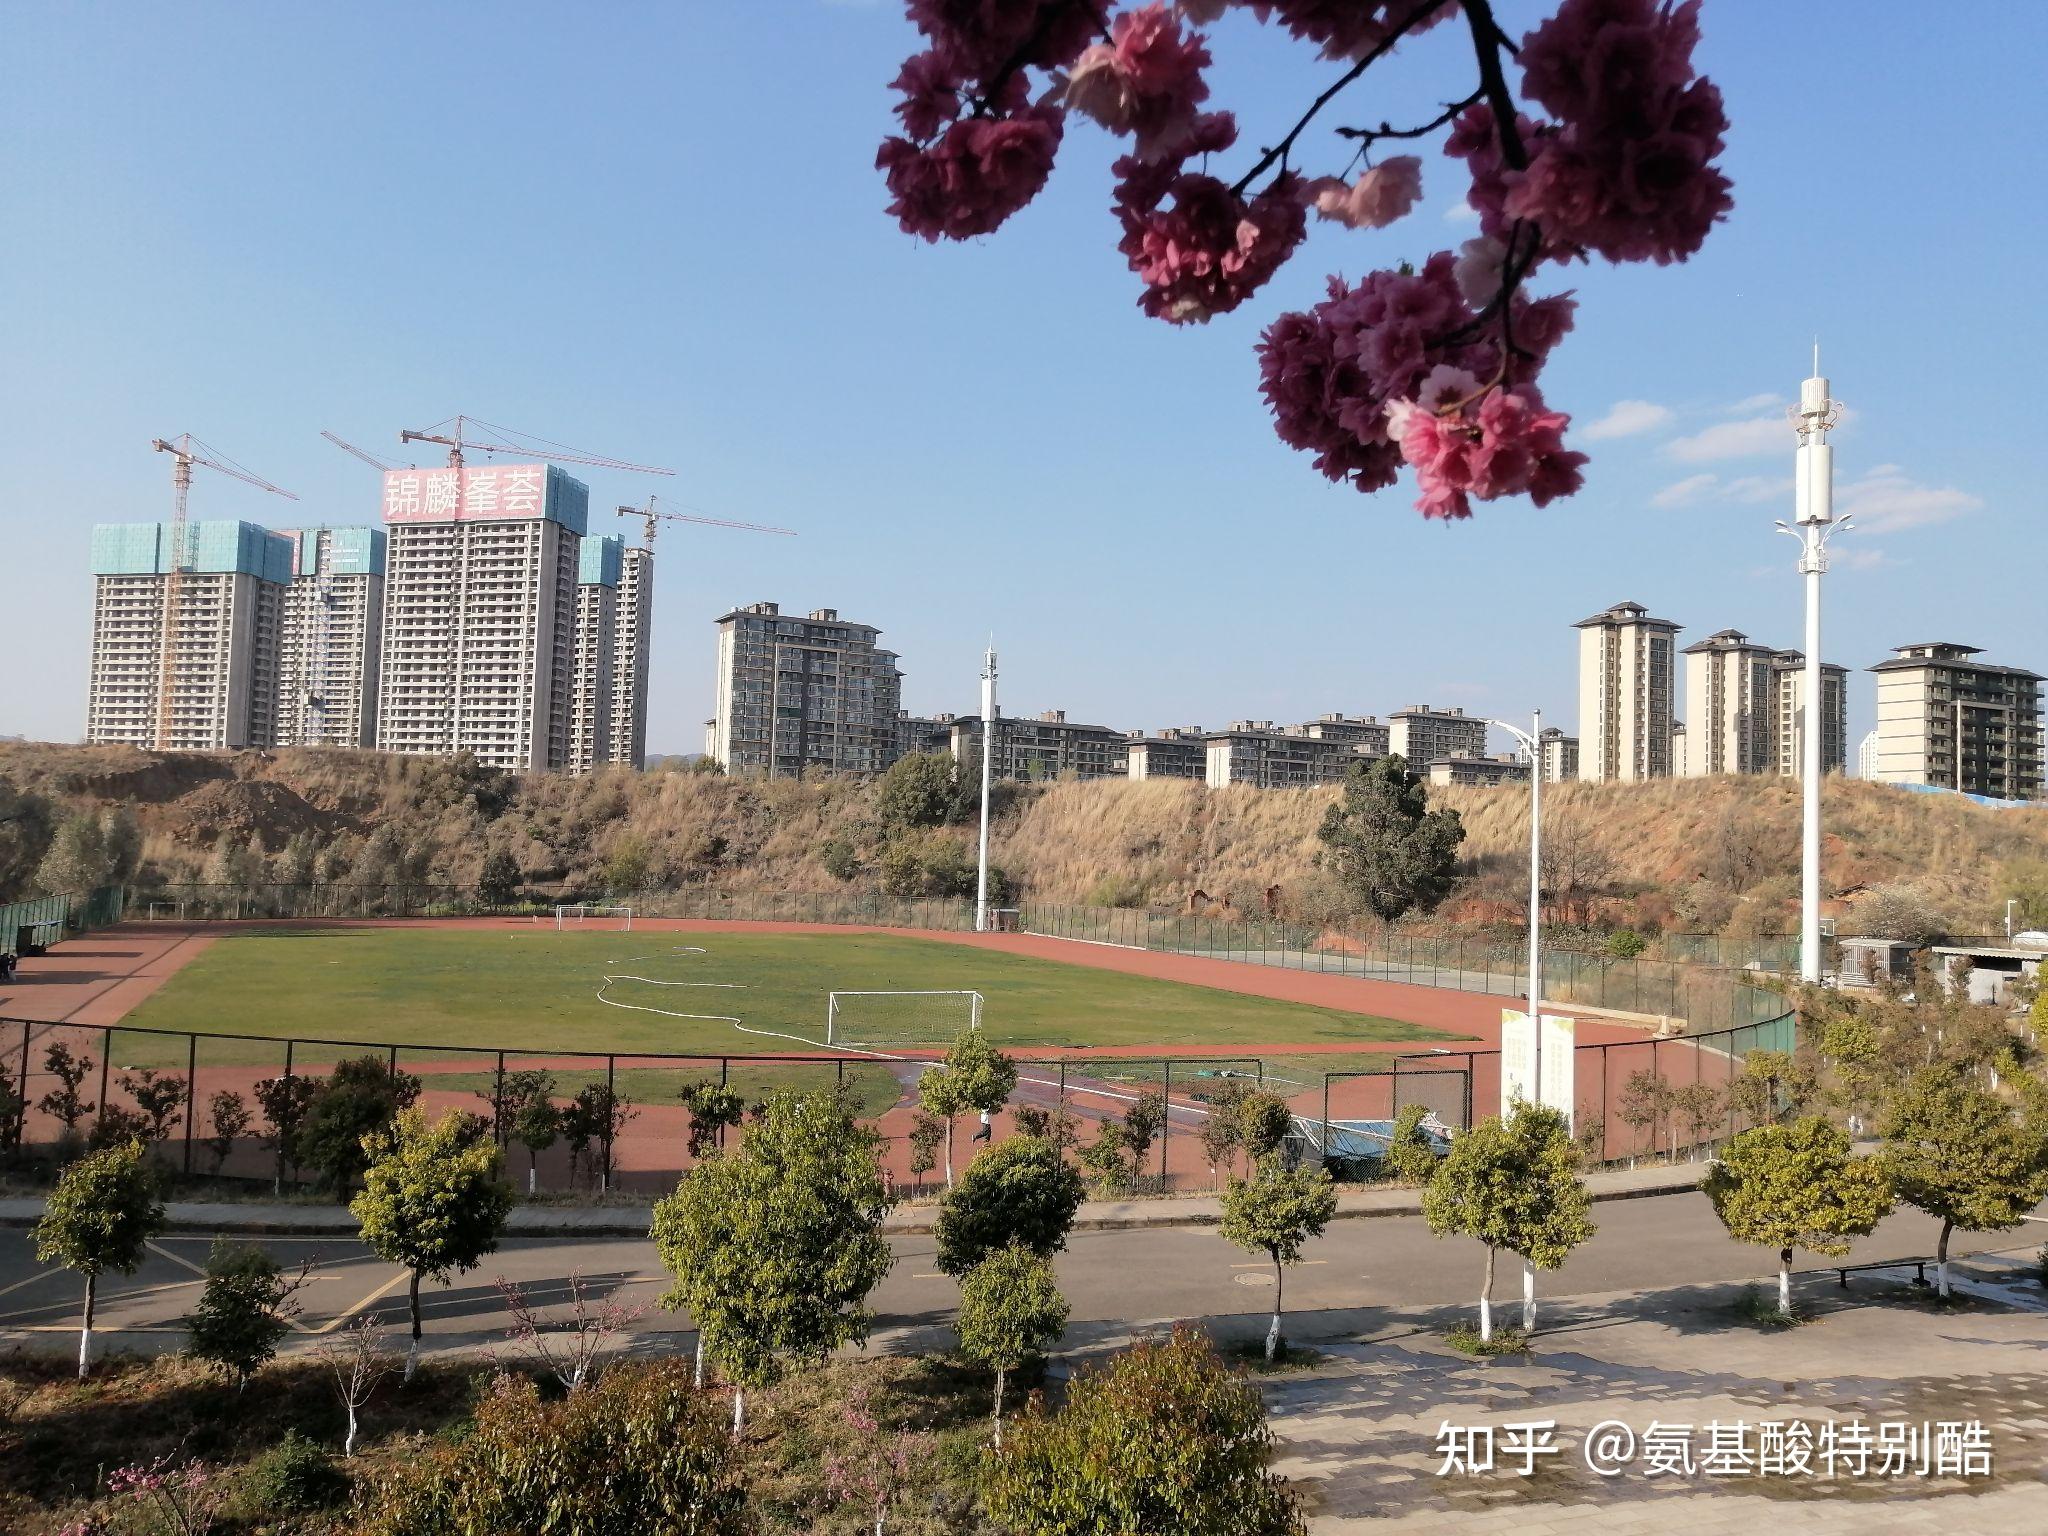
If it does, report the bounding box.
[32,1138,164,1378]
[1219,1160,1338,1361]
[318,1313,397,1458]
[917,1026,1017,1188]
[1704,1116,1894,1318]
[351,1108,513,1381]
[1422,1101,1594,1341]
[1881,1062,2048,1300]
[956,1242,1069,1449]
[651,1090,893,1438]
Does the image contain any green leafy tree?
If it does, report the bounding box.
[118,1067,186,1142]
[33,1139,164,1376]
[352,1107,514,1379]
[1882,1063,2048,1298]
[819,836,861,881]
[1423,1102,1596,1339]
[1384,1103,1440,1184]
[184,1238,306,1389]
[36,1042,95,1135]
[1615,1068,1670,1163]
[475,848,522,907]
[499,1070,561,1193]
[204,1089,252,1173]
[678,1079,746,1159]
[1315,755,1466,922]
[985,1326,1303,1536]
[1078,1117,1132,1194]
[1220,1162,1339,1360]
[358,1362,751,1536]
[0,1076,24,1153]
[297,1056,421,1193]
[917,1027,1017,1187]
[1727,1048,1824,1128]
[604,835,651,895]
[277,831,319,888]
[875,751,970,829]
[100,807,143,885]
[935,1135,1086,1277]
[1671,1080,1725,1158]
[1704,1116,1895,1318]
[1197,1080,1249,1176]
[1120,1089,1167,1185]
[253,1073,319,1190]
[34,811,110,895]
[908,1110,945,1192]
[0,779,55,902]
[564,1082,637,1192]
[957,1242,1069,1448]
[651,1090,893,1435]
[1238,1091,1295,1166]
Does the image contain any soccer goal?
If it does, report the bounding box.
[826,990,984,1047]
[555,903,634,931]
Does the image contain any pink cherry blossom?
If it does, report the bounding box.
[878,106,1065,242]
[1064,4,1213,162]
[1452,234,1505,306]
[906,0,1100,80]
[890,50,966,142]
[1388,383,1586,519]
[1247,0,1460,62]
[1303,156,1423,229]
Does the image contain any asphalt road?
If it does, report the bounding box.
[4,1192,2042,1361]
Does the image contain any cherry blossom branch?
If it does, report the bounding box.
[1335,89,1485,146]
[1461,0,1528,169]
[1228,0,1456,196]
[969,2,1115,120]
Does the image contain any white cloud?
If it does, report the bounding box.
[1836,547,1904,572]
[1837,469,1982,534]
[1584,399,1676,441]
[1722,392,1783,414]
[1663,414,1790,462]
[1721,475,1791,504]
[1443,198,1479,223]
[1650,473,1718,508]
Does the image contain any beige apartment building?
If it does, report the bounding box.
[86,520,293,751]
[1539,727,1578,782]
[1296,713,1392,756]
[1681,628,1777,777]
[1427,754,1530,788]
[1125,726,1208,780]
[1868,642,2042,801]
[1576,600,1681,781]
[949,710,1128,781]
[1769,650,1849,779]
[1389,705,1487,765]
[608,545,654,771]
[709,603,904,777]
[274,526,385,749]
[1204,722,1370,789]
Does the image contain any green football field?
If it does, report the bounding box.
[110,927,1447,1064]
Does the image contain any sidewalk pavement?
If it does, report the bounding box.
[0,1159,1705,1238]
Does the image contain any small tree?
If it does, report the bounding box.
[1423,1102,1595,1339]
[1727,1048,1824,1128]
[184,1238,307,1389]
[253,1073,319,1190]
[985,1326,1302,1536]
[0,1076,24,1154]
[203,1089,252,1173]
[1120,1089,1166,1185]
[1078,1116,1132,1194]
[475,848,522,908]
[652,1090,893,1435]
[1671,1081,1725,1159]
[118,1067,187,1143]
[1220,1161,1338,1360]
[1238,1091,1294,1166]
[907,1110,945,1193]
[1315,755,1465,922]
[918,1028,1019,1188]
[498,1069,561,1193]
[957,1242,1069,1448]
[935,1134,1086,1276]
[352,1108,514,1379]
[1704,1117,1895,1317]
[317,1314,396,1458]
[297,1056,421,1193]
[679,1079,746,1159]
[875,751,970,829]
[565,1082,637,1192]
[1197,1080,1248,1177]
[37,1042,94,1136]
[496,1270,645,1392]
[1384,1103,1439,1184]
[35,812,111,896]
[1883,1063,2048,1298]
[1614,1069,1670,1165]
[33,1139,165,1376]
[825,1383,929,1535]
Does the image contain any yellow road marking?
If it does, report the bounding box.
[306,1267,411,1336]
[0,1275,205,1326]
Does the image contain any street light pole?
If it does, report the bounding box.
[1488,710,1544,1104]
[975,645,997,933]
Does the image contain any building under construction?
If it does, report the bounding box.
[567,534,623,774]
[609,545,654,771]
[85,521,293,750]
[275,526,386,748]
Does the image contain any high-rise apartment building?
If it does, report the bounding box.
[949,710,1128,781]
[1125,726,1208,780]
[1576,600,1681,781]
[567,535,622,775]
[86,521,293,750]
[374,462,588,772]
[1868,642,2042,801]
[1389,705,1487,765]
[1857,728,1880,779]
[1296,713,1392,756]
[1768,650,1849,779]
[1539,727,1579,783]
[1681,628,1777,776]
[709,603,903,776]
[608,545,654,771]
[274,527,385,749]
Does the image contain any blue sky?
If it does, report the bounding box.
[3,2,2042,756]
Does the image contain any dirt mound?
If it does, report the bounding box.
[158,778,347,852]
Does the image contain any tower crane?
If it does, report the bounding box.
[321,430,412,473]
[148,435,297,751]
[393,415,674,524]
[616,495,797,547]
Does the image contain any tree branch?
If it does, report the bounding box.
[1461,0,1528,170]
[1229,0,1457,196]
[1334,89,1484,146]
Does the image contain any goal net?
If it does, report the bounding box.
[555,904,634,931]
[827,990,984,1046]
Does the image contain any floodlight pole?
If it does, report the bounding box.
[975,645,997,933]
[1487,710,1543,1104]
[1778,351,1847,985]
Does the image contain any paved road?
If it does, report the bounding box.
[4,1191,2040,1360]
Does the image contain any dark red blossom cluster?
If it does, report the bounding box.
[879,0,1730,520]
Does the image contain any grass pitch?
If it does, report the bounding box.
[112,927,1448,1062]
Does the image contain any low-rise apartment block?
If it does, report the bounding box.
[1296,713,1392,756]
[1869,642,2042,801]
[1125,726,1208,780]
[1389,705,1487,765]
[1427,754,1530,788]
[1539,726,1578,783]
[949,710,1128,781]
[895,711,957,760]
[1204,722,1369,790]
[274,527,385,749]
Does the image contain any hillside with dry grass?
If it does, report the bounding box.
[2,740,2043,934]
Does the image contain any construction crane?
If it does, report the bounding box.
[393,415,673,527]
[148,435,297,751]
[321,429,412,473]
[615,494,796,547]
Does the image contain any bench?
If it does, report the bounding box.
[1834,1258,1932,1289]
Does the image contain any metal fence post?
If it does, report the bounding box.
[96,1029,111,1136]
[604,1055,617,1193]
[183,1034,197,1174]
[1160,1061,1171,1185]
[494,1052,507,1145]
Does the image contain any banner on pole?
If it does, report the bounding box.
[1500,1008,1576,1128]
